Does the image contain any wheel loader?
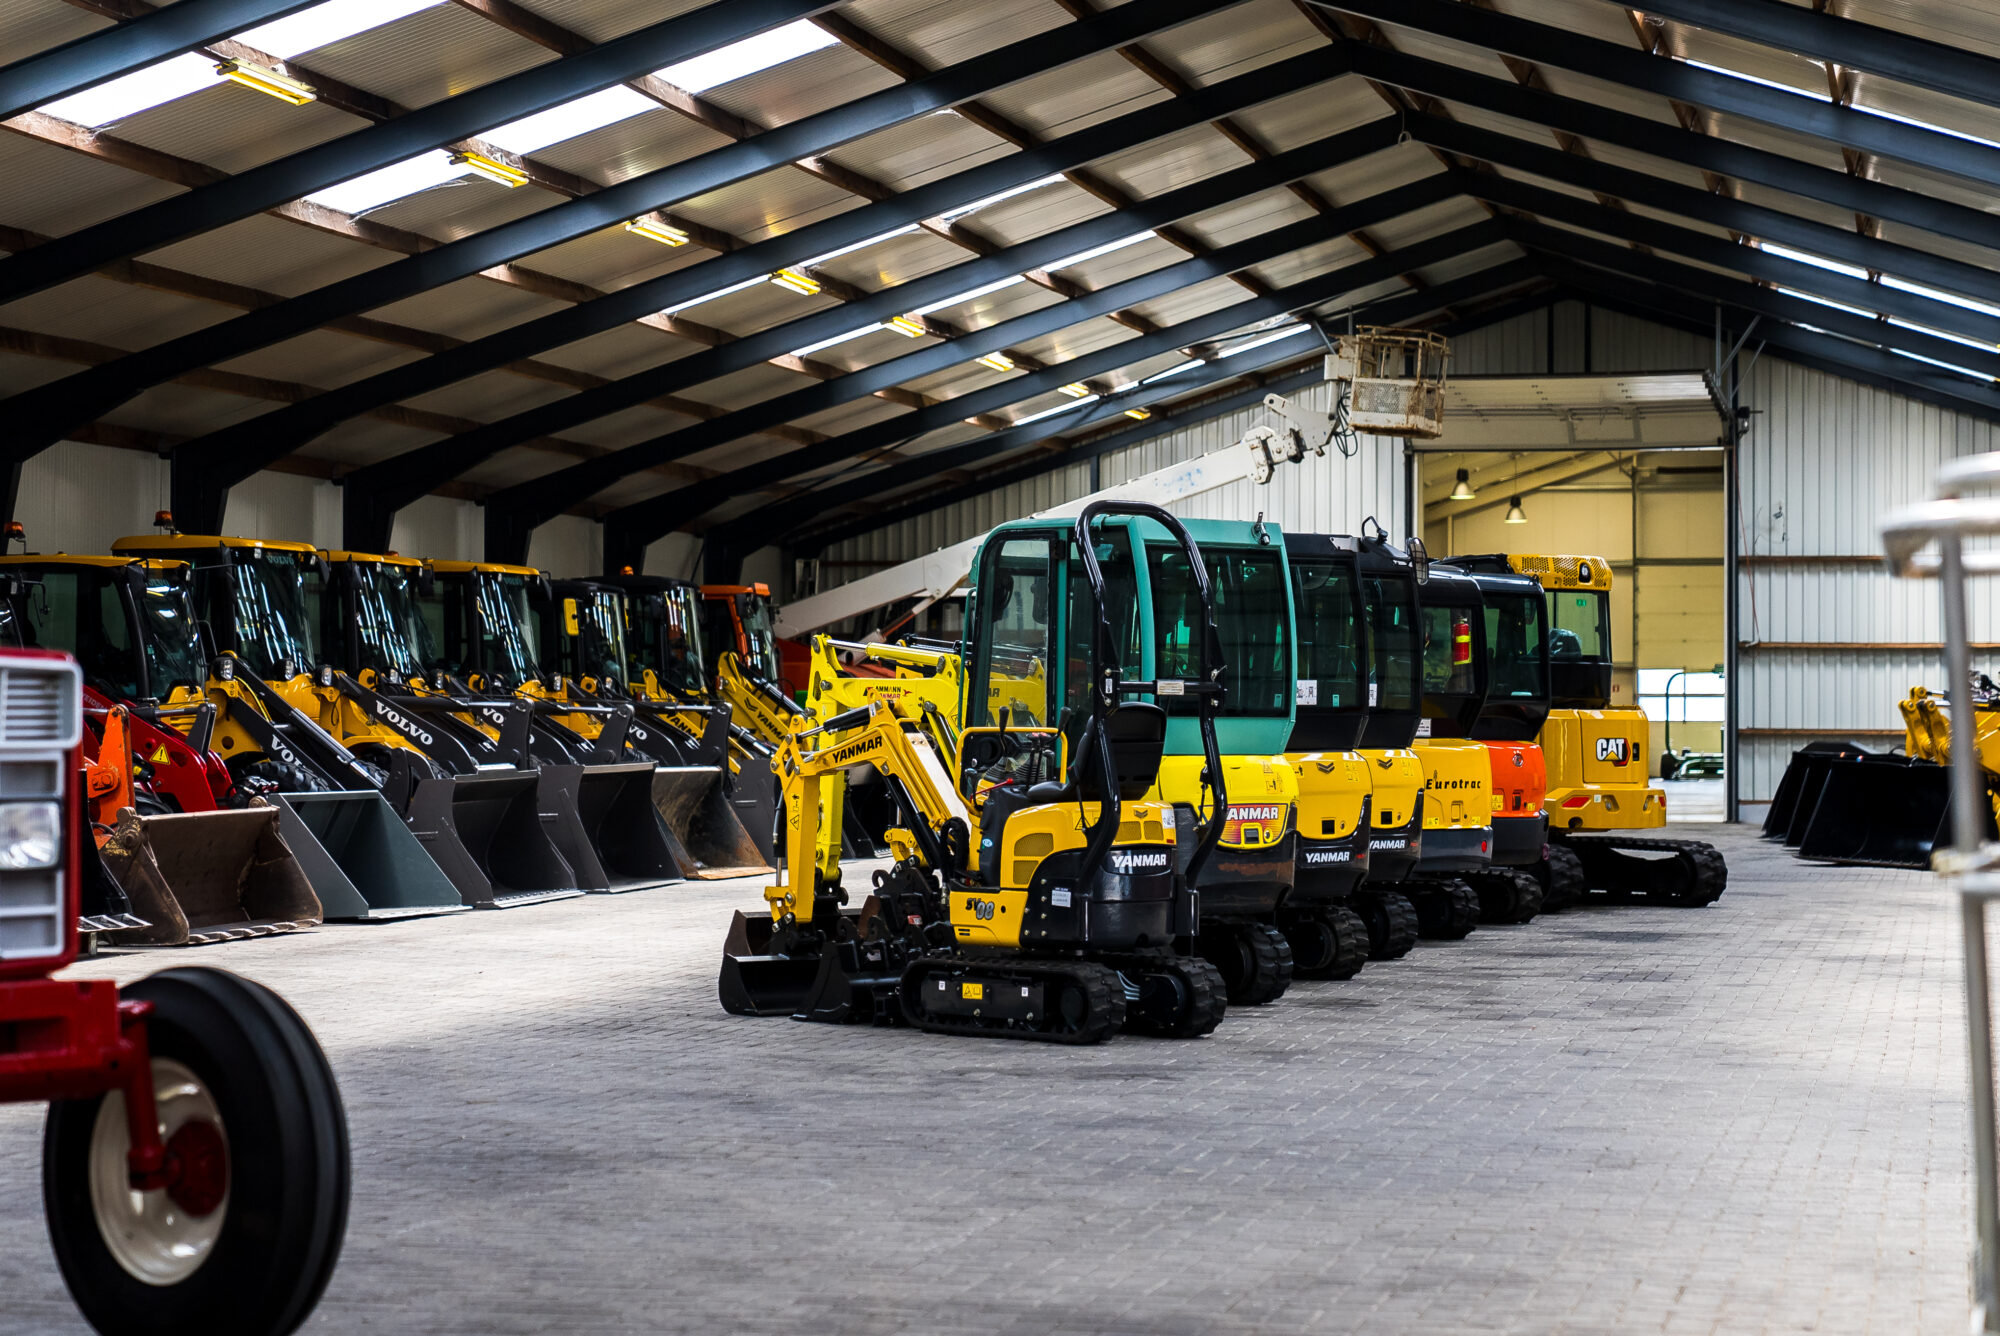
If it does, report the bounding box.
[101,535,583,911]
[1281,530,1421,962]
[718,500,1229,1044]
[699,580,805,696]
[1453,554,1726,905]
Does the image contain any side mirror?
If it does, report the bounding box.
[1408,535,1431,585]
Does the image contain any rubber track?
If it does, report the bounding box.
[900,955,1126,1043]
[1407,878,1479,940]
[1289,906,1369,981]
[1354,889,1420,960]
[1463,869,1544,925]
[1105,953,1227,1038]
[1536,844,1586,912]
[1566,835,1728,907]
[1200,920,1295,1006]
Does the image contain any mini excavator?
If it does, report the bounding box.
[719,501,1230,1044]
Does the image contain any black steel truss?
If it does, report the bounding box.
[465,171,1454,561]
[302,115,1406,544]
[2,0,1250,487]
[0,0,326,122]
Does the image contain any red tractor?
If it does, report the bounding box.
[0,648,349,1335]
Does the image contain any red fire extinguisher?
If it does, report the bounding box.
[1452,617,1472,665]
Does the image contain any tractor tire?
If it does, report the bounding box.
[1353,890,1420,961]
[1408,879,1480,941]
[43,968,349,1336]
[1197,920,1294,1006]
[1282,907,1369,981]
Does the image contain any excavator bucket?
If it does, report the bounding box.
[652,766,771,879]
[402,771,584,910]
[273,791,470,921]
[538,762,684,892]
[717,910,823,1016]
[101,807,322,946]
[1795,754,1974,869]
[1764,742,1866,840]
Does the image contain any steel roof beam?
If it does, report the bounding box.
[0,0,327,121]
[0,0,1247,484]
[606,243,1528,570]
[1320,0,2000,192]
[1340,39,2000,269]
[1630,0,2000,116]
[465,165,1450,560]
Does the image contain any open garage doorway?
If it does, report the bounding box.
[1414,374,1728,820]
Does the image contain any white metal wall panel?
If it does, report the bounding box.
[17,441,170,554]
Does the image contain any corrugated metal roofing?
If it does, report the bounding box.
[0,0,107,67]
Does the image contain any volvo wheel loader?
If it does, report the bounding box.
[1456,554,1726,905]
[101,535,583,912]
[719,501,1229,1044]
[1281,531,1421,962]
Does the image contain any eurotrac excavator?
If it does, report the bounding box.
[1455,554,1726,905]
[719,501,1230,1044]
[419,560,764,879]
[1281,531,1420,962]
[105,534,583,910]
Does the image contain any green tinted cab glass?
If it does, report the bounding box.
[1483,592,1546,700]
[1548,588,1608,661]
[1146,542,1289,717]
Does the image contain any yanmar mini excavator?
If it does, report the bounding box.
[719,502,1230,1044]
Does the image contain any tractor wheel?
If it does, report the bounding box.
[43,968,349,1336]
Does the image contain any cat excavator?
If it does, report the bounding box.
[719,501,1230,1044]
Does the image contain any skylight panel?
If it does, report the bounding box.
[937,176,1067,224]
[1140,359,1206,384]
[1218,325,1313,359]
[482,85,658,155]
[661,273,770,314]
[1042,232,1154,272]
[1680,57,1829,101]
[1892,346,1996,381]
[1881,274,2000,321]
[305,151,465,214]
[1775,287,1873,319]
[232,0,442,59]
[656,19,839,94]
[1760,241,1867,281]
[789,324,883,357]
[37,52,216,126]
[799,226,921,269]
[1886,316,1998,354]
[1013,396,1099,426]
[910,274,1027,315]
[1860,103,2000,153]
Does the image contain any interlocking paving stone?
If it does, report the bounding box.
[0,823,1973,1333]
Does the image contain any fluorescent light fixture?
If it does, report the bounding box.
[1013,397,1097,426]
[937,175,1066,223]
[1140,359,1206,385]
[483,85,657,155]
[216,59,316,104]
[789,324,882,357]
[1058,382,1092,398]
[450,151,528,187]
[661,274,768,314]
[886,315,927,338]
[975,353,1016,372]
[801,225,920,268]
[37,52,216,126]
[1760,241,1867,281]
[1218,325,1313,359]
[624,215,689,246]
[1504,496,1527,525]
[771,268,821,296]
[232,0,442,59]
[1882,273,2000,321]
[911,275,1025,315]
[656,19,838,94]
[305,150,463,213]
[1124,406,1152,421]
[1041,232,1153,272]
[1449,468,1476,501]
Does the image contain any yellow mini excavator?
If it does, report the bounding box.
[719,501,1231,1044]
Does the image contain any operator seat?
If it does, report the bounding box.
[976,702,1168,885]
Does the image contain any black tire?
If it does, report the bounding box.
[1354,890,1420,960]
[1197,921,1294,1005]
[44,968,350,1336]
[1537,844,1587,911]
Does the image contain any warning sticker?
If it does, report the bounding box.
[148,745,171,764]
[1051,888,1072,908]
[1295,679,1318,706]
[1415,718,1432,737]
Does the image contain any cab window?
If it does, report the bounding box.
[1148,542,1289,717]
[1548,589,1607,661]
[1421,603,1479,698]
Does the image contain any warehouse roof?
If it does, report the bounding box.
[0,0,1996,570]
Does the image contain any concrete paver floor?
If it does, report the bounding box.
[0,823,1971,1334]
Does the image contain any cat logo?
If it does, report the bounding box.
[965,897,997,921]
[1595,736,1630,765]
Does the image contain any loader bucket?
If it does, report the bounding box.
[402,771,584,910]
[653,766,771,879]
[1763,742,1866,840]
[1795,755,1975,869]
[730,751,781,861]
[102,808,321,946]
[718,910,822,1016]
[274,791,470,921]
[538,762,684,893]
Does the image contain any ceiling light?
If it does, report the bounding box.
[975,352,1015,372]
[1058,382,1092,398]
[1504,496,1527,525]
[1124,406,1152,421]
[450,151,528,187]
[1450,468,1476,501]
[624,215,689,246]
[886,315,927,338]
[771,268,821,296]
[656,19,839,94]
[216,59,316,104]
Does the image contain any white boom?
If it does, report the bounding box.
[775,397,1326,639]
